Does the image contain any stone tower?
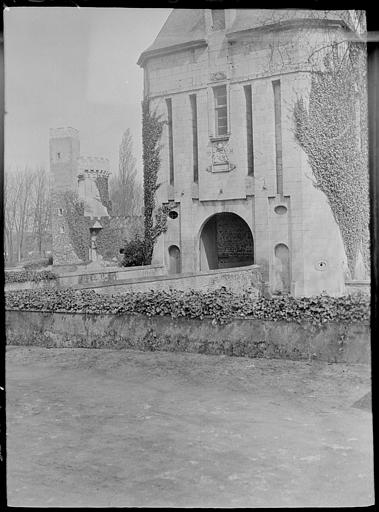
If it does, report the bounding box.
[50,127,83,265]
[49,127,112,265]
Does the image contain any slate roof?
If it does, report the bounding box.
[137,9,206,65]
[227,9,349,35]
[137,9,352,66]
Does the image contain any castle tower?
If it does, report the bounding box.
[137,9,367,296]
[49,127,83,265]
[77,156,111,218]
[50,127,80,192]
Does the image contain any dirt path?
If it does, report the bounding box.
[6,347,373,507]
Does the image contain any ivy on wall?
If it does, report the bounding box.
[95,176,112,215]
[94,216,125,260]
[294,45,369,278]
[63,191,91,263]
[142,97,168,263]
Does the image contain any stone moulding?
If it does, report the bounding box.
[5,310,370,365]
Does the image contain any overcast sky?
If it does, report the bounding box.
[4,7,171,179]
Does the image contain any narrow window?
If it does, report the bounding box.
[58,208,63,216]
[272,80,283,195]
[244,84,254,176]
[214,85,228,136]
[190,94,199,183]
[57,152,61,159]
[211,10,225,30]
[166,98,174,186]
[59,225,65,234]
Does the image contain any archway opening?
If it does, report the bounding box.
[168,245,181,274]
[199,213,254,270]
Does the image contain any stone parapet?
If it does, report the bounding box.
[5,310,370,364]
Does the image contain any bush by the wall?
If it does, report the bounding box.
[5,270,58,284]
[5,287,370,326]
[119,237,150,267]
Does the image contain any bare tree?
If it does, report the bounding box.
[31,167,52,256]
[109,129,143,217]
[4,168,17,263]
[12,168,36,262]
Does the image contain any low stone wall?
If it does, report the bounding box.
[4,264,166,292]
[72,265,262,296]
[4,280,58,292]
[5,310,370,364]
[58,264,166,287]
[345,280,371,295]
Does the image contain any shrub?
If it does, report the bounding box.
[4,288,370,326]
[119,237,149,267]
[22,258,51,270]
[5,270,58,284]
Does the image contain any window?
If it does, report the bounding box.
[211,10,225,30]
[214,85,228,136]
[244,85,254,176]
[58,208,63,216]
[190,94,199,183]
[59,225,65,234]
[272,80,283,195]
[57,152,61,159]
[166,98,174,186]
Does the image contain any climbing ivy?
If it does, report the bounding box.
[294,44,369,277]
[63,191,91,263]
[95,176,112,215]
[142,97,171,264]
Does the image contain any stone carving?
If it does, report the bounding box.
[210,71,227,81]
[210,139,236,172]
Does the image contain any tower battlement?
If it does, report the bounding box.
[78,156,110,177]
[49,127,80,139]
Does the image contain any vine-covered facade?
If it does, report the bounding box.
[138,9,368,296]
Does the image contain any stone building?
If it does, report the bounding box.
[138,9,367,296]
[50,127,112,265]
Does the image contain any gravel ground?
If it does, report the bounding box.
[6,346,373,507]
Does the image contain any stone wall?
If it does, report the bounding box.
[345,281,371,296]
[5,310,370,364]
[71,265,262,296]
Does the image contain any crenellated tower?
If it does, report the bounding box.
[49,128,111,265]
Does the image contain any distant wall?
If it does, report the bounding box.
[4,280,58,292]
[5,310,370,364]
[72,265,263,296]
[59,264,166,287]
[4,264,166,292]
[345,281,371,295]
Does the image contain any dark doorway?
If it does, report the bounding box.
[200,213,254,270]
[168,245,181,274]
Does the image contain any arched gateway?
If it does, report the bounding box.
[199,213,254,271]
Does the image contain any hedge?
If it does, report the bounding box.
[5,270,58,284]
[4,288,370,326]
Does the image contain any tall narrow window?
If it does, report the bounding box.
[272,80,283,195]
[166,98,174,186]
[214,85,228,136]
[244,84,254,176]
[211,10,225,30]
[190,94,199,183]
